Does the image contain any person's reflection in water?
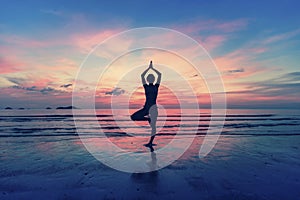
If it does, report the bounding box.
[131,146,158,183]
[146,146,157,171]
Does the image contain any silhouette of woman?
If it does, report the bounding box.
[131,61,161,146]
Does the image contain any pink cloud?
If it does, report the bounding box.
[0,25,124,52]
[201,35,227,51]
[263,28,300,44]
[214,19,248,32]
[172,18,248,34]
[0,57,23,74]
[0,26,125,87]
[215,51,265,78]
[0,34,47,48]
[169,19,248,51]
[215,45,268,67]
[70,28,126,53]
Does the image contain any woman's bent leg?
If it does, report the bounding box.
[130,108,149,121]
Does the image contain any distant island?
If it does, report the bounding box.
[2,106,79,110]
[56,106,78,110]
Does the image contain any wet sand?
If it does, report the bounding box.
[1,134,300,199]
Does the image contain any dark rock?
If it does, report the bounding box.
[56,106,78,110]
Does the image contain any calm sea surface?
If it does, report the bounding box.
[0,109,299,138]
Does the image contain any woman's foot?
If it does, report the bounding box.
[144,143,156,147]
[146,117,151,123]
[145,142,152,147]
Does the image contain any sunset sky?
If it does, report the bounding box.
[1,0,299,109]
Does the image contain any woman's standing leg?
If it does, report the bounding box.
[148,105,158,144]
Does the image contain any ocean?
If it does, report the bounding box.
[1,109,299,138]
[1,108,300,199]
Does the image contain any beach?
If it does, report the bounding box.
[2,0,300,199]
[1,109,300,199]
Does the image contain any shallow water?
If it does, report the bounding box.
[1,109,300,199]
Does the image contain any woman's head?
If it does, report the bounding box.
[147,74,155,84]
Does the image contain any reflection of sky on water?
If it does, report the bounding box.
[78,135,195,172]
[1,108,299,172]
